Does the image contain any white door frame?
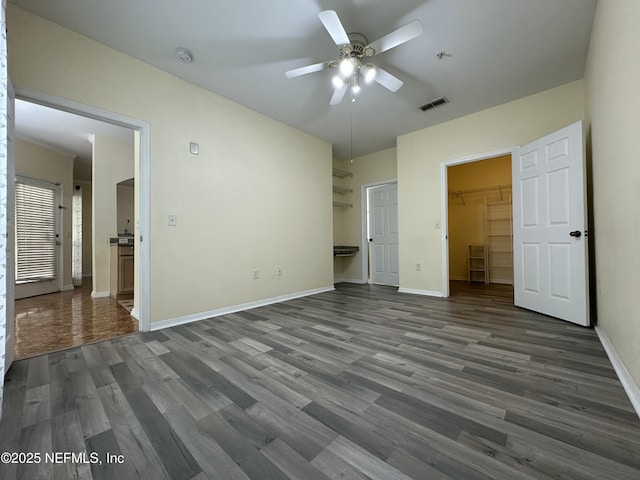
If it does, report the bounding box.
[360,178,397,284]
[5,78,16,373]
[440,147,516,298]
[14,87,151,332]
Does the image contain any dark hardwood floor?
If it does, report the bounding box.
[1,282,639,479]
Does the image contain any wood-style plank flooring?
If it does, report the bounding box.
[14,282,138,360]
[1,281,639,479]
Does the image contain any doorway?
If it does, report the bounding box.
[365,181,399,286]
[441,123,589,325]
[441,149,515,300]
[10,90,150,360]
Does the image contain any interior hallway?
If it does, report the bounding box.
[14,282,137,360]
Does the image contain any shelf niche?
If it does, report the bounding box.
[332,166,353,208]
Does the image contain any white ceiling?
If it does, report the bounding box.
[10,0,597,160]
[15,100,134,181]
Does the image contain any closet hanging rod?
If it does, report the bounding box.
[448,184,512,196]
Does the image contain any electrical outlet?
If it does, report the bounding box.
[277,268,283,277]
[416,263,422,271]
[253,269,259,280]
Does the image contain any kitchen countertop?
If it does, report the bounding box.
[110,236,135,245]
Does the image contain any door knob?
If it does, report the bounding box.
[569,230,582,238]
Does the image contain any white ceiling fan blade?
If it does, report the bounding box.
[285,62,330,78]
[330,84,348,105]
[365,19,424,56]
[318,10,350,46]
[374,67,404,92]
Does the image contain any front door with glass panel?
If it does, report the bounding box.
[15,176,62,299]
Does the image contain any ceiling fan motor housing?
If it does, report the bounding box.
[339,33,370,59]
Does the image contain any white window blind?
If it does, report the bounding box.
[15,179,58,283]
[72,186,83,286]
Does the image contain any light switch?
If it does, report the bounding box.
[189,142,199,155]
[168,215,177,226]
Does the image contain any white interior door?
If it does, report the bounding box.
[512,121,589,326]
[368,183,399,286]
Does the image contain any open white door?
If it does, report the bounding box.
[368,183,399,286]
[512,121,589,326]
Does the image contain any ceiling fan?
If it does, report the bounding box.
[285,10,424,105]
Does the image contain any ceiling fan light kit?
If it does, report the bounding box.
[285,10,424,105]
[351,74,361,94]
[361,64,377,83]
[339,57,356,76]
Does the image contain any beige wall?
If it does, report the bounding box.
[7,5,333,322]
[584,1,640,388]
[91,135,134,295]
[397,80,585,294]
[15,138,74,288]
[448,155,511,280]
[333,147,397,282]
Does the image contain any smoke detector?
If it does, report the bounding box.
[175,48,193,63]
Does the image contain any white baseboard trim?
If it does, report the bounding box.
[595,326,640,418]
[150,285,335,332]
[334,277,365,284]
[131,308,140,321]
[91,290,110,299]
[61,284,75,292]
[398,287,444,298]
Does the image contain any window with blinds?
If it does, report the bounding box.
[15,179,58,283]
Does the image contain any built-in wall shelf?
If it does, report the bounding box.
[332,168,353,178]
[333,185,353,194]
[334,245,360,257]
[333,167,353,208]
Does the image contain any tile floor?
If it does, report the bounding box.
[13,281,138,360]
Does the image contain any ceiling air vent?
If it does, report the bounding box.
[419,96,449,111]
